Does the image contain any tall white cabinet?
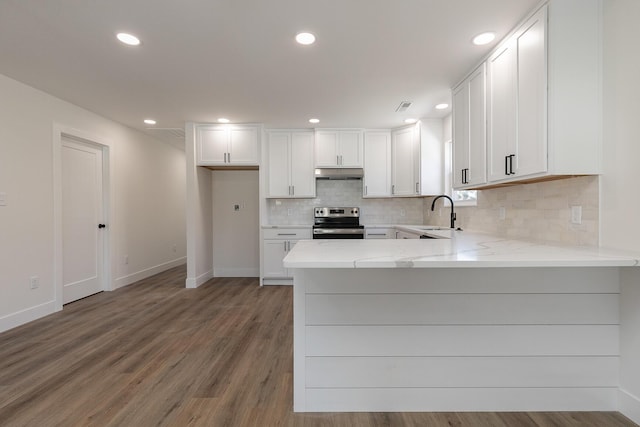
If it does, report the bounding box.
[391,126,420,196]
[453,63,487,188]
[452,0,602,189]
[266,131,315,198]
[488,7,547,182]
[363,131,392,197]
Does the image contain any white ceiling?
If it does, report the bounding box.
[0,0,539,148]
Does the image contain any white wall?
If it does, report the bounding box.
[212,170,259,277]
[185,123,213,288]
[0,73,186,332]
[600,0,640,423]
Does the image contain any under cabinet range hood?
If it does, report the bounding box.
[314,168,364,180]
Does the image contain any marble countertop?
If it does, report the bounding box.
[283,230,640,268]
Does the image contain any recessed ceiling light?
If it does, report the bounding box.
[295,32,316,45]
[472,32,496,46]
[435,103,449,110]
[309,118,320,124]
[144,119,156,125]
[116,32,141,46]
[218,118,230,123]
[404,118,417,124]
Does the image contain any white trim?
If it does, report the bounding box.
[0,300,56,333]
[186,269,213,288]
[113,257,187,289]
[619,389,640,425]
[52,124,114,311]
[212,267,259,277]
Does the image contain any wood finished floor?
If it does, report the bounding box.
[0,265,636,427]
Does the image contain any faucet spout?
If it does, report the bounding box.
[430,195,456,229]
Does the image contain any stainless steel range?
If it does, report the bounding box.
[313,207,364,239]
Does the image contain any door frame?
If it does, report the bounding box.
[53,124,113,311]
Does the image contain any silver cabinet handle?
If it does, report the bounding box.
[228,152,231,163]
[364,185,368,196]
[291,186,295,196]
[415,182,419,194]
[277,233,297,236]
[284,241,287,251]
[392,185,395,194]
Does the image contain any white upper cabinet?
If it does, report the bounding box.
[363,131,391,197]
[196,124,259,166]
[266,131,315,198]
[315,130,364,168]
[391,126,419,196]
[477,0,602,186]
[488,7,546,183]
[453,63,487,189]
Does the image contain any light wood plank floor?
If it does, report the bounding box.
[0,265,636,426]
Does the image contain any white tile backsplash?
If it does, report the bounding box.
[424,176,599,246]
[266,180,424,225]
[266,176,600,246]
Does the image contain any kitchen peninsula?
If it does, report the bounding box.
[284,232,640,413]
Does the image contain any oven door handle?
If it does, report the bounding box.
[313,228,365,235]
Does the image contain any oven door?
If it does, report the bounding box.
[312,228,365,239]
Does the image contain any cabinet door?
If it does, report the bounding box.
[197,127,228,164]
[290,132,316,198]
[515,10,547,177]
[315,131,339,167]
[262,240,288,278]
[468,64,487,186]
[391,127,418,196]
[266,132,291,198]
[488,40,517,182]
[452,82,470,188]
[229,127,259,165]
[338,131,364,167]
[363,131,391,197]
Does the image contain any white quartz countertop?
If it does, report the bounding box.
[283,230,640,268]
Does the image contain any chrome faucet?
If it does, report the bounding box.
[430,195,456,229]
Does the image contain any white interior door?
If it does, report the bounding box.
[62,137,104,304]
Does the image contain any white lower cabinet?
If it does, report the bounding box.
[395,230,421,239]
[262,228,311,285]
[365,228,393,239]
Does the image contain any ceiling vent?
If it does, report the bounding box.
[395,101,412,112]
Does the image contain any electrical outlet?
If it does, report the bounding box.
[571,205,582,224]
[287,208,293,216]
[234,204,240,211]
[172,244,177,253]
[124,255,129,265]
[499,207,506,220]
[30,276,39,289]
[400,209,406,217]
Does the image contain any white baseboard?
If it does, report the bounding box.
[114,257,186,290]
[0,300,57,333]
[262,278,293,286]
[212,267,259,277]
[186,269,213,288]
[619,389,640,425]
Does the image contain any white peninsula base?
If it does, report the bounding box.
[293,267,622,412]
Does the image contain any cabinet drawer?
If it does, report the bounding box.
[365,228,393,239]
[263,228,312,240]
